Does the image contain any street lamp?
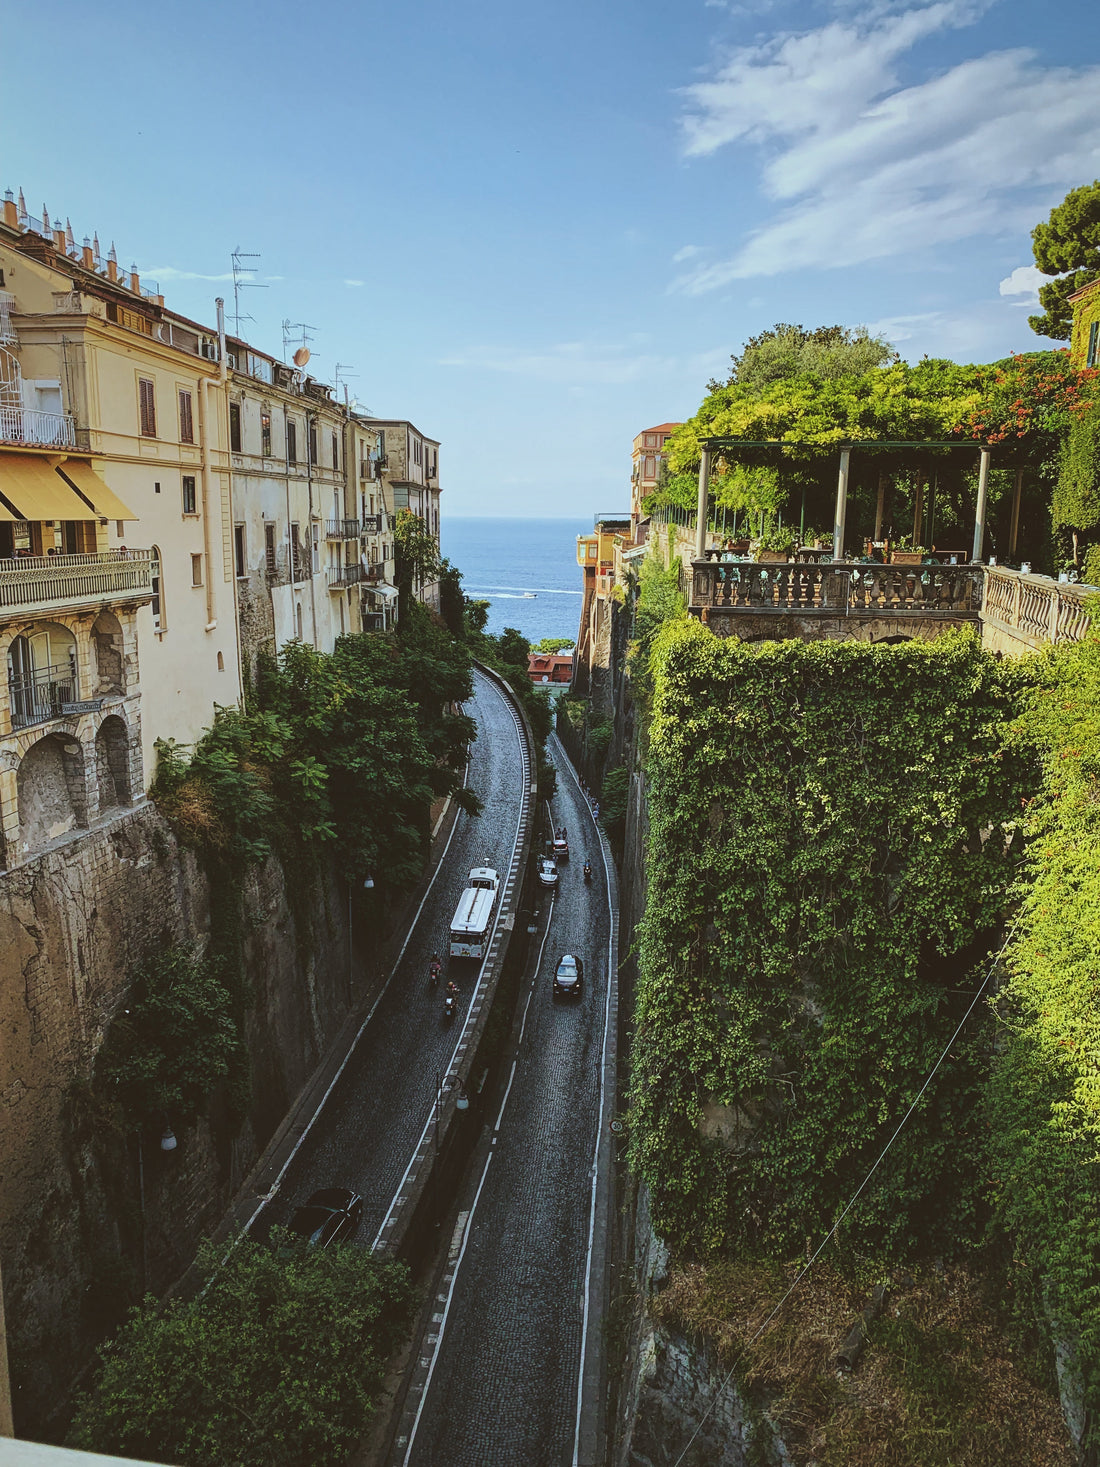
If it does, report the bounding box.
[160,1125,177,1152]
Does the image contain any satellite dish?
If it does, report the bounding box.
[293,347,311,367]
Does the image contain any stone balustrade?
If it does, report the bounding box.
[691,560,984,619]
[981,566,1095,652]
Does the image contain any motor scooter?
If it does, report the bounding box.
[444,984,458,1021]
[583,862,593,885]
[429,956,442,986]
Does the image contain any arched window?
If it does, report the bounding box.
[8,623,78,728]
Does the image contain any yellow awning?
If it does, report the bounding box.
[55,460,138,521]
[0,453,98,521]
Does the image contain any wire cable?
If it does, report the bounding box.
[670,916,1020,1467]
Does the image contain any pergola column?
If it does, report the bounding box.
[695,442,711,560]
[873,472,886,541]
[971,446,991,562]
[833,446,851,560]
[1009,465,1024,558]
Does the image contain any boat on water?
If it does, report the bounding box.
[522,591,537,598]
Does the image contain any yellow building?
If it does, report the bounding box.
[0,192,240,867]
[1068,276,1100,370]
[368,418,441,610]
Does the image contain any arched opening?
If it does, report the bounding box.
[94,715,132,811]
[17,732,88,852]
[92,610,125,696]
[217,650,224,671]
[7,622,78,728]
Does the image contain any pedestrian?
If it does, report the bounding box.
[593,801,600,819]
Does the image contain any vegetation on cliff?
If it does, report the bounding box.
[69,1234,411,1467]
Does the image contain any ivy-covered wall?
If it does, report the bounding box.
[626,615,1100,1455]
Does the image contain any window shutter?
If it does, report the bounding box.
[139,378,156,437]
[178,389,194,443]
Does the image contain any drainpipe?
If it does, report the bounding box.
[198,332,219,634]
[306,411,318,646]
[285,403,295,600]
[217,298,245,701]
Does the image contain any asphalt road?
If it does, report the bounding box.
[253,667,527,1244]
[400,742,613,1467]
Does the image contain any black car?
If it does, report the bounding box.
[286,1187,364,1248]
[553,953,584,1000]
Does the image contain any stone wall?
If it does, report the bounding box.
[0,802,359,1437]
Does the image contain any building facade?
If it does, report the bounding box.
[0,194,241,867]
[1069,277,1100,370]
[630,421,681,536]
[367,418,441,610]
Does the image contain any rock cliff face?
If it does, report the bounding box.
[0,802,359,1436]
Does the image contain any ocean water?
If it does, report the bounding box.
[441,517,590,646]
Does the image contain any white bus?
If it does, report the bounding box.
[449,866,500,959]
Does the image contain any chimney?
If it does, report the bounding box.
[53,218,66,253]
[2,191,16,228]
[82,236,94,269]
[107,243,118,282]
[129,264,140,293]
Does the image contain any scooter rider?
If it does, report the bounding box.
[583,860,593,883]
[429,953,442,984]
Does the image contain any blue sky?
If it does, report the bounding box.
[6,0,1099,516]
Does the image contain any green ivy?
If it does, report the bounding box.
[627,622,1041,1260]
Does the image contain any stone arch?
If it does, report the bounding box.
[17,731,88,852]
[7,621,78,728]
[94,714,132,810]
[92,609,125,695]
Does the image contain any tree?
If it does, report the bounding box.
[1029,180,1100,340]
[69,1235,412,1467]
[438,558,465,637]
[707,323,898,392]
[393,508,441,623]
[534,637,574,654]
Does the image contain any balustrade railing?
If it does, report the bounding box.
[982,566,1095,647]
[361,514,382,534]
[0,406,77,447]
[0,549,153,611]
[691,560,984,617]
[8,660,77,729]
[325,518,360,540]
[326,562,364,589]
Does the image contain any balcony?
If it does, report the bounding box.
[0,549,154,617]
[361,514,383,534]
[982,565,1095,650]
[327,562,364,589]
[325,518,360,541]
[0,406,77,448]
[8,660,78,730]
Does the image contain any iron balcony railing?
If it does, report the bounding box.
[325,518,360,541]
[0,406,78,447]
[361,514,383,534]
[9,660,77,729]
[0,290,15,344]
[327,562,364,589]
[0,548,154,613]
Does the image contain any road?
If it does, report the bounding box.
[253,666,528,1244]
[399,736,614,1467]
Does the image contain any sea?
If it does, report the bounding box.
[441,517,591,647]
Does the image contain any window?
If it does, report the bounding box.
[286,418,297,465]
[311,522,320,575]
[644,456,656,480]
[291,522,302,580]
[234,524,246,578]
[331,431,339,469]
[217,651,225,671]
[261,411,272,457]
[178,389,194,443]
[265,522,277,575]
[309,422,318,465]
[229,402,242,452]
[138,377,157,437]
[191,553,204,587]
[155,480,161,494]
[182,475,197,514]
[151,547,163,631]
[378,429,386,457]
[644,433,657,448]
[1088,320,1100,369]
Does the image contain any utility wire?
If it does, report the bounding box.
[670,916,1020,1467]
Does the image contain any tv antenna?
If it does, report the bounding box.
[282,319,317,366]
[231,248,266,337]
[334,363,357,401]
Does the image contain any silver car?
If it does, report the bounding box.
[537,857,559,888]
[553,953,583,1000]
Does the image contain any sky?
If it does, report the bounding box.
[5,0,1100,517]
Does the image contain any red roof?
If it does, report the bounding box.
[640,422,682,435]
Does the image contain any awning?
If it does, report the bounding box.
[55,460,138,521]
[0,453,98,521]
[368,583,399,601]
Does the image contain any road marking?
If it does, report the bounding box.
[554,733,617,1467]
[398,1146,497,1467]
[371,674,529,1251]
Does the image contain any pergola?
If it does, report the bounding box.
[694,438,1007,564]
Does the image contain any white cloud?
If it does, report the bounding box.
[998,264,1045,300]
[344,278,365,287]
[673,244,704,262]
[141,265,236,282]
[674,3,1100,289]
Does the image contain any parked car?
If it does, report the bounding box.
[553,953,584,1000]
[285,1187,364,1248]
[537,857,559,887]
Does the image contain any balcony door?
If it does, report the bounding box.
[8,624,78,728]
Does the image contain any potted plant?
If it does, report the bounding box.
[753,524,796,562]
[890,536,925,566]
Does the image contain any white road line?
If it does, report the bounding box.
[399,1145,497,1467]
[555,734,617,1467]
[371,676,529,1251]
